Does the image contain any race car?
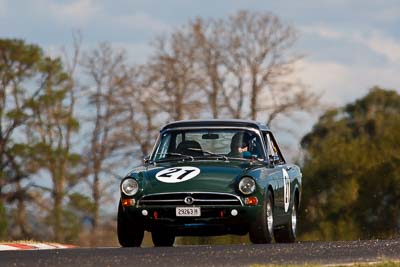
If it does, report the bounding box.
[117,120,302,246]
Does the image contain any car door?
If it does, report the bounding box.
[264,132,292,224]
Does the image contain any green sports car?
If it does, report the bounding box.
[118,120,302,247]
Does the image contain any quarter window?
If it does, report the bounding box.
[264,132,285,164]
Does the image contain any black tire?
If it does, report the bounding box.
[249,190,274,244]
[151,230,175,247]
[117,202,144,247]
[274,200,297,243]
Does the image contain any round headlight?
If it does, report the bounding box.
[238,177,256,195]
[121,178,139,196]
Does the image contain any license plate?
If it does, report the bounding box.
[176,207,201,217]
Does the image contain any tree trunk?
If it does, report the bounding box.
[53,162,65,242]
[250,69,258,120]
[53,186,63,242]
[16,181,28,238]
[0,198,7,239]
[210,86,219,119]
[91,172,100,246]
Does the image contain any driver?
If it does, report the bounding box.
[227,132,252,158]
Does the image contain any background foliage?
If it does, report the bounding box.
[299,88,400,240]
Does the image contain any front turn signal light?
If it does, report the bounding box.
[122,198,135,207]
[245,196,258,206]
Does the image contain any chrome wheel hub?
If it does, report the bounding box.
[291,205,297,236]
[266,202,273,234]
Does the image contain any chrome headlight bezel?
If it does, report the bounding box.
[121,178,139,196]
[238,176,256,195]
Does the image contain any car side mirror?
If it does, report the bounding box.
[143,155,150,165]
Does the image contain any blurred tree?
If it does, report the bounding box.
[0,39,81,241]
[63,192,95,243]
[0,39,47,238]
[81,43,137,245]
[299,87,400,240]
[117,64,162,158]
[190,18,224,118]
[157,10,319,123]
[25,55,80,242]
[219,10,318,122]
[0,202,7,239]
[149,29,204,121]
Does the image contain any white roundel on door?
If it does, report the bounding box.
[155,167,201,183]
[282,168,290,213]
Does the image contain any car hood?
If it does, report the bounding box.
[134,160,260,195]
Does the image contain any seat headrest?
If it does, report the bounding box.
[176,140,203,156]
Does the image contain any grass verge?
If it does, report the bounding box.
[251,261,400,267]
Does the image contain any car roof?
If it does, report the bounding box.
[161,119,270,132]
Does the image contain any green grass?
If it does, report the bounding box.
[251,261,400,267]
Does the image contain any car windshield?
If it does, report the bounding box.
[151,129,265,162]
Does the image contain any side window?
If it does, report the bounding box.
[264,132,285,164]
[154,133,171,159]
[264,133,275,157]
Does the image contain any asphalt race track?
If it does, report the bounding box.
[1,239,400,267]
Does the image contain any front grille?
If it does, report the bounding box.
[138,192,243,207]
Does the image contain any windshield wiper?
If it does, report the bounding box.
[186,148,228,161]
[155,152,194,161]
[225,155,264,163]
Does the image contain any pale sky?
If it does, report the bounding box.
[1,0,399,153]
[1,0,399,103]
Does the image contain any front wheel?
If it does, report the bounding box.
[249,190,274,244]
[117,202,144,247]
[274,201,297,243]
[151,231,175,247]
